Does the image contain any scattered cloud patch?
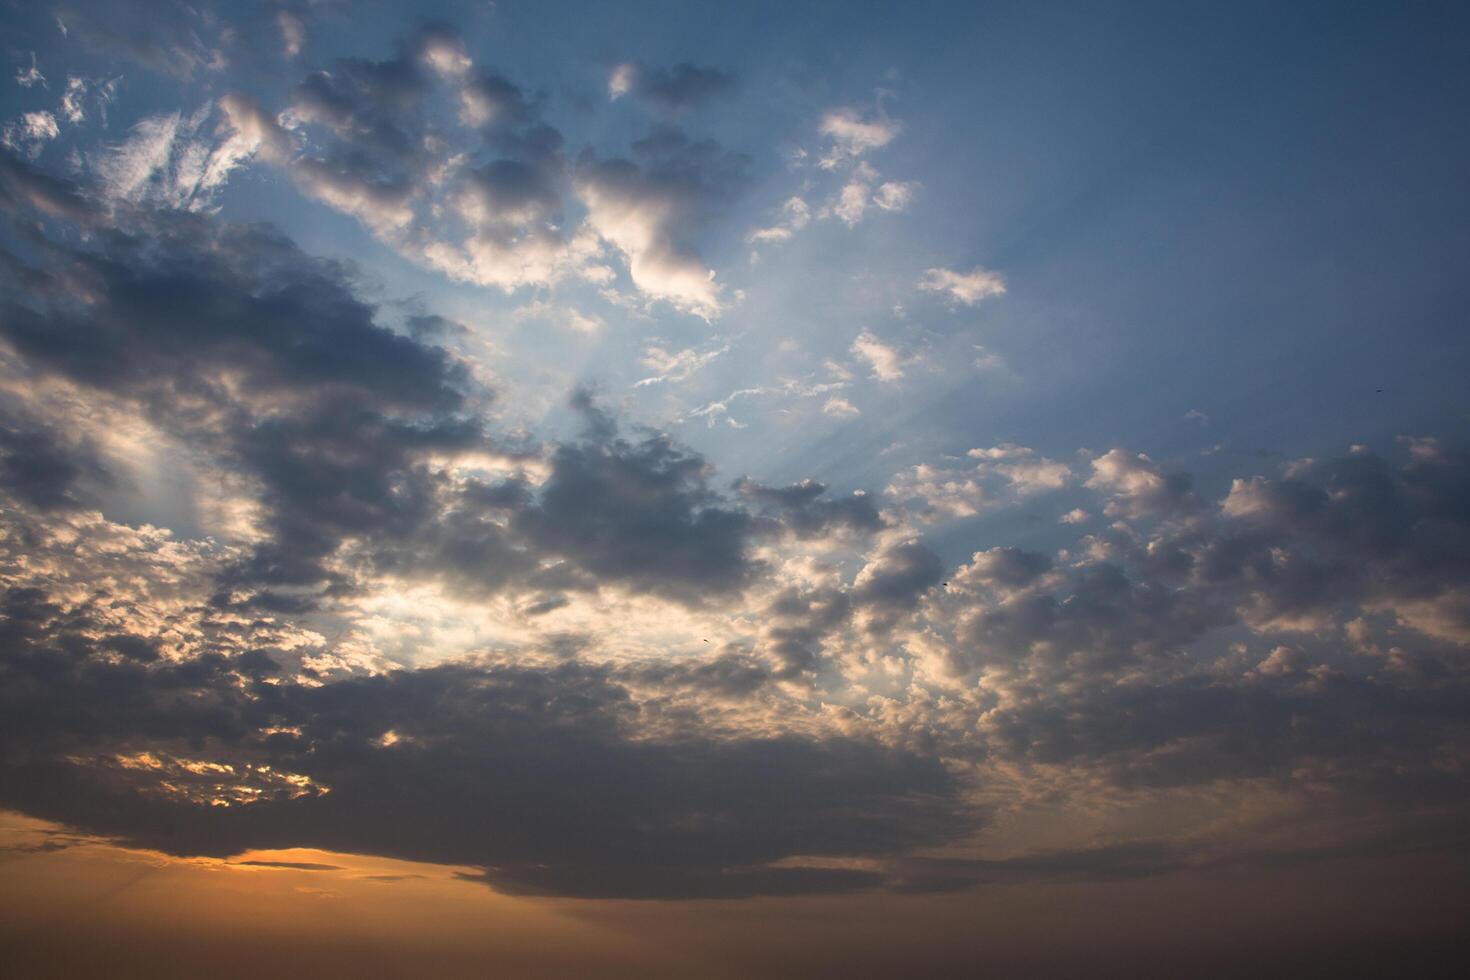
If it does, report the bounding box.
[919,266,1007,305]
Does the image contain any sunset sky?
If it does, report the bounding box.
[2,1,1469,976]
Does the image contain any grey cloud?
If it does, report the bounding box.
[512,401,759,604]
[0,184,481,601]
[0,149,104,225]
[624,62,738,112]
[963,547,1052,589]
[737,477,885,538]
[854,539,945,613]
[0,413,111,510]
[924,441,1470,814]
[0,589,969,899]
[55,0,231,79]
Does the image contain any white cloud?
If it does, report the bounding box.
[577,174,725,319]
[565,309,606,334]
[832,176,871,226]
[818,107,899,168]
[747,196,810,244]
[16,53,46,89]
[634,344,730,387]
[59,76,118,126]
[851,329,904,382]
[888,445,1071,521]
[822,396,860,419]
[873,180,917,212]
[608,63,637,100]
[687,387,765,428]
[512,301,606,334]
[919,266,1007,305]
[88,100,281,211]
[2,111,60,159]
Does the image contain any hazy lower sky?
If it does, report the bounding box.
[2,1,1468,976]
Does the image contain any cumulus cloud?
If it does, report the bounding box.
[1086,448,1198,520]
[577,126,748,317]
[887,444,1071,521]
[5,17,1470,915]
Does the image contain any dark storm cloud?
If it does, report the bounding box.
[0,587,969,899]
[621,62,739,112]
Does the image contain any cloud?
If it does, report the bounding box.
[608,62,738,111]
[512,397,759,604]
[885,445,1070,521]
[276,10,306,60]
[737,478,884,539]
[59,75,119,126]
[748,196,810,244]
[57,0,231,79]
[576,126,748,318]
[1086,449,1197,520]
[873,180,917,212]
[852,329,905,382]
[634,344,730,386]
[88,99,277,211]
[818,107,899,168]
[2,111,60,159]
[0,182,482,601]
[608,62,637,100]
[15,53,46,89]
[0,607,967,898]
[919,266,1007,305]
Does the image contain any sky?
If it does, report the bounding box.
[1,0,1469,976]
